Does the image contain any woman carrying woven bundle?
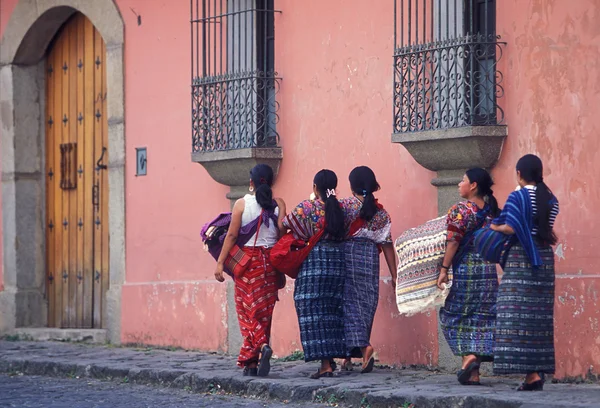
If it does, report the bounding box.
[282,169,348,379]
[339,166,396,373]
[437,168,500,385]
[490,154,559,391]
[214,164,287,377]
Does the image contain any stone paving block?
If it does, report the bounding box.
[1,341,599,408]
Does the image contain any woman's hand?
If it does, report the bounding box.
[490,223,515,235]
[214,263,225,282]
[437,269,449,290]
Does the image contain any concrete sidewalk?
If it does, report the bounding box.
[0,341,598,408]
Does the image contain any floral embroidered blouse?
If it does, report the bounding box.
[283,199,347,241]
[446,201,492,245]
[341,196,392,245]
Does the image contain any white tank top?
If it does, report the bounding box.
[241,194,279,247]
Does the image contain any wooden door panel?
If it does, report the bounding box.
[46,13,108,329]
[52,36,64,329]
[45,38,57,328]
[67,19,78,328]
[82,16,96,329]
[75,15,86,328]
[60,21,70,327]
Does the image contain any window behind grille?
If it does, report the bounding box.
[191,0,280,152]
[393,0,504,133]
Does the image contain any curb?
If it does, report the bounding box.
[0,357,538,408]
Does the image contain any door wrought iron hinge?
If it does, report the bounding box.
[96,147,107,172]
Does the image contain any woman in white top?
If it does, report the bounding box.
[214,164,286,377]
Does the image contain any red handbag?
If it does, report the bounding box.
[225,213,262,279]
[269,224,326,279]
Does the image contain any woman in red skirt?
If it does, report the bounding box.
[214,164,287,377]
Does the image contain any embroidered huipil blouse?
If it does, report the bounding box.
[341,196,392,245]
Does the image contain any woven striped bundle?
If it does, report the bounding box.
[395,216,453,316]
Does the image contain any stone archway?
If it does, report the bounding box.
[0,0,125,344]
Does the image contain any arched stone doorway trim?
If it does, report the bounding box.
[0,0,125,344]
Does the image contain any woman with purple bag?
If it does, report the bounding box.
[213,164,287,377]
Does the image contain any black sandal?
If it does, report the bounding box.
[517,372,545,391]
[457,362,480,385]
[361,357,375,374]
[257,345,273,377]
[309,370,334,379]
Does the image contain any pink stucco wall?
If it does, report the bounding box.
[1,0,599,379]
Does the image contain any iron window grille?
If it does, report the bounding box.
[393,0,506,134]
[191,0,280,153]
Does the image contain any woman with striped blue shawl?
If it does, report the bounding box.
[490,154,559,391]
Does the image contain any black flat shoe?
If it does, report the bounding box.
[243,367,258,376]
[517,372,545,391]
[517,380,544,391]
[257,345,273,377]
[457,362,480,385]
[361,357,375,374]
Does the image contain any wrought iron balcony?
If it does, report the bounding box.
[191,0,280,153]
[393,0,506,134]
[192,70,280,152]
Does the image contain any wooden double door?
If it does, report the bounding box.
[45,13,109,328]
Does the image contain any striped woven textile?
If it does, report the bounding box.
[294,240,347,362]
[494,243,556,374]
[343,238,379,357]
[234,247,279,367]
[395,216,452,316]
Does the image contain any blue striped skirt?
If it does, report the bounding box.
[343,238,379,357]
[294,240,346,362]
[439,248,498,360]
[493,243,555,374]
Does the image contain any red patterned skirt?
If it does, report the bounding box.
[234,247,279,367]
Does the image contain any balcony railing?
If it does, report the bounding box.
[393,0,506,134]
[191,0,280,153]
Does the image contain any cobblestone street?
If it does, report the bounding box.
[1,341,600,407]
[0,374,316,408]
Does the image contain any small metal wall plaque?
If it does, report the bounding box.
[136,147,147,176]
